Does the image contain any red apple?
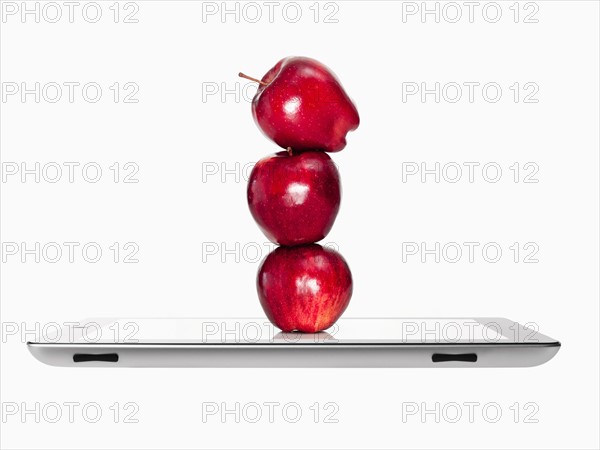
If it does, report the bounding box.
[247,150,341,246]
[257,244,353,332]
[241,56,359,153]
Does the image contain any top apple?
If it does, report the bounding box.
[249,57,359,153]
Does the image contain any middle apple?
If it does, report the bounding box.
[247,150,341,246]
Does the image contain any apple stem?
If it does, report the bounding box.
[287,147,293,156]
[238,72,268,86]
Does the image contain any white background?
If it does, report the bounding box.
[1,1,599,448]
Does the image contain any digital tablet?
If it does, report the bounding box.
[27,317,561,368]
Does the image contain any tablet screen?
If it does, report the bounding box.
[38,318,545,345]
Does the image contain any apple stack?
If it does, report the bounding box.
[241,57,360,333]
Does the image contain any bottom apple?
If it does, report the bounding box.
[257,244,353,333]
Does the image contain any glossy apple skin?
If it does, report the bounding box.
[257,244,353,332]
[247,150,341,246]
[252,56,360,153]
